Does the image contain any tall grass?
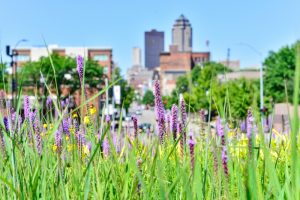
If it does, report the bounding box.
[0,43,299,199]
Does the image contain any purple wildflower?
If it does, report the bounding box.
[77,55,84,82]
[24,96,30,119]
[180,96,187,143]
[132,115,138,139]
[62,118,71,137]
[0,128,6,159]
[3,117,10,134]
[55,126,63,154]
[34,116,42,156]
[247,109,254,154]
[221,146,229,178]
[165,113,171,136]
[216,117,225,146]
[178,122,184,160]
[102,137,110,157]
[171,104,178,141]
[153,80,165,143]
[105,115,111,123]
[46,96,52,108]
[189,132,195,170]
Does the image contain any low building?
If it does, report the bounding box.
[217,67,261,82]
[14,44,114,79]
[218,60,240,71]
[127,65,153,96]
[159,45,210,95]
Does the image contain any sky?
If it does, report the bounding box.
[0,0,300,74]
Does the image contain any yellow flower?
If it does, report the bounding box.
[67,144,74,152]
[90,107,97,115]
[43,124,47,129]
[52,145,57,152]
[66,136,70,141]
[84,116,90,124]
[73,113,78,118]
[69,127,75,135]
[83,145,90,155]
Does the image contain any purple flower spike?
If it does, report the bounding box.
[171,104,178,141]
[247,109,254,154]
[221,146,229,178]
[55,126,62,154]
[63,118,71,137]
[105,115,111,123]
[180,95,187,144]
[46,96,52,108]
[24,96,30,119]
[132,115,138,139]
[153,80,166,143]
[3,117,10,134]
[178,122,184,159]
[77,55,84,82]
[102,137,110,157]
[216,117,225,146]
[34,115,42,156]
[188,132,195,170]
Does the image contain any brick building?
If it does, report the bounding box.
[159,45,210,95]
[14,45,113,79]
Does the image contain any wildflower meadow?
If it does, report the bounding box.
[0,44,300,199]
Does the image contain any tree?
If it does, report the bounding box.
[20,53,104,96]
[263,42,298,102]
[111,67,135,113]
[142,90,154,106]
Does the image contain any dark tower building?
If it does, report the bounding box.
[145,29,164,69]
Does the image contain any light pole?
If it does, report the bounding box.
[6,39,28,104]
[237,42,265,131]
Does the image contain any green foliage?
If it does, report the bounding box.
[20,53,104,96]
[263,42,298,102]
[112,67,135,112]
[142,90,154,106]
[0,63,8,89]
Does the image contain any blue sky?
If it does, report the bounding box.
[0,0,299,74]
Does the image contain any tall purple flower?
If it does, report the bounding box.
[55,126,63,154]
[0,128,6,159]
[246,109,254,154]
[46,96,52,108]
[221,146,229,178]
[153,80,165,143]
[62,118,71,138]
[180,96,187,144]
[3,117,10,134]
[77,55,84,83]
[34,116,42,156]
[165,113,171,136]
[102,137,110,157]
[178,122,184,160]
[171,104,178,141]
[216,117,226,146]
[189,132,195,170]
[132,115,138,139]
[24,96,30,119]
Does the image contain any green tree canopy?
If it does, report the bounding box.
[20,53,104,96]
[142,90,154,106]
[263,42,298,102]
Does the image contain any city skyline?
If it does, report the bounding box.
[1,0,300,74]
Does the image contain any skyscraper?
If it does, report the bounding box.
[132,47,142,66]
[145,29,164,69]
[172,14,192,52]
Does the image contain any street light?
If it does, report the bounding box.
[6,39,28,104]
[236,42,265,131]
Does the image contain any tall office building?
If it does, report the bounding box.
[172,14,192,52]
[132,47,142,66]
[145,29,164,69]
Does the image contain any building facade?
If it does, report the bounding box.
[14,45,114,79]
[132,47,142,66]
[160,45,210,95]
[172,15,192,52]
[145,29,164,69]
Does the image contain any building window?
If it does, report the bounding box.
[93,54,108,62]
[103,66,108,74]
[17,54,30,62]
